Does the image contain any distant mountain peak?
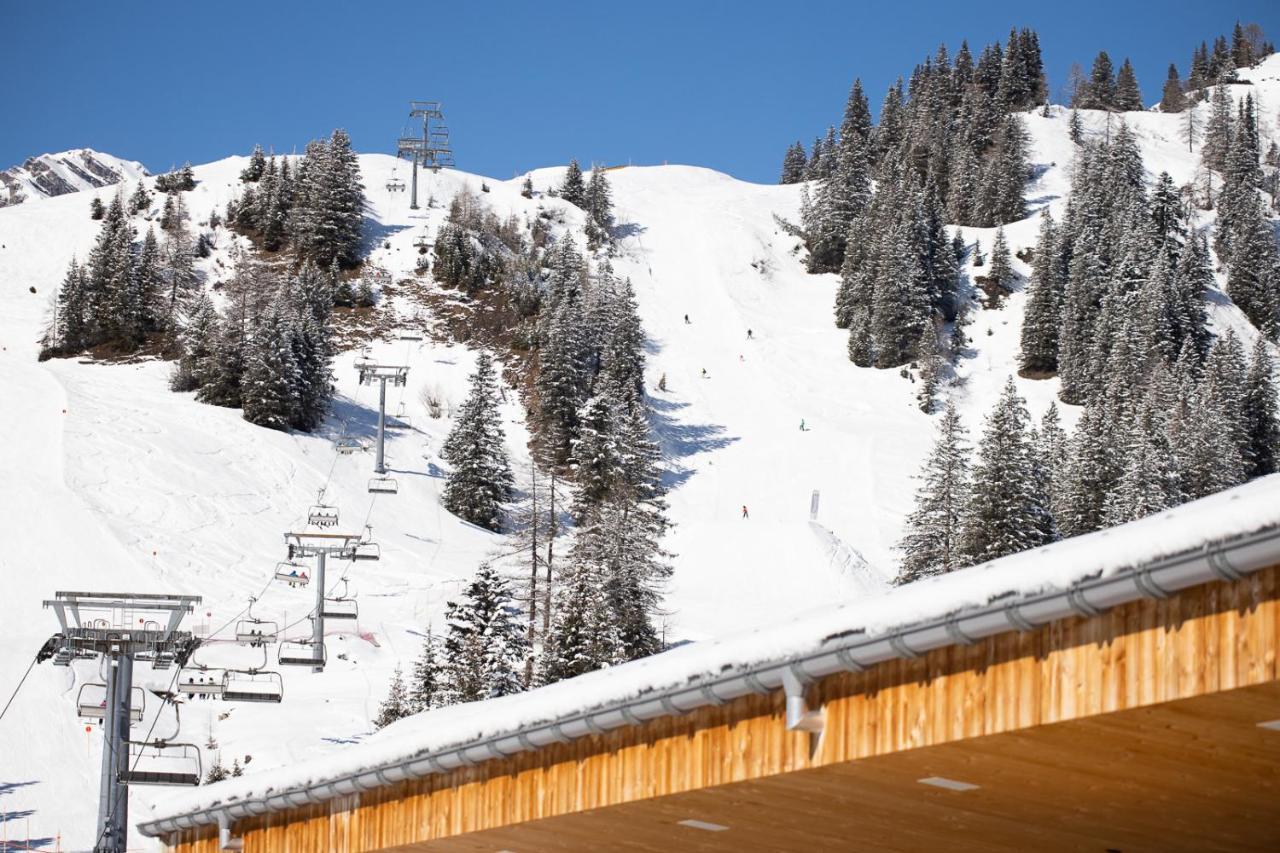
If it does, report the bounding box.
[0,148,148,208]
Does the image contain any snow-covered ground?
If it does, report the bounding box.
[0,148,147,208]
[1,54,1278,849]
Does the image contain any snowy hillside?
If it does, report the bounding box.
[1,52,1279,850]
[0,148,147,208]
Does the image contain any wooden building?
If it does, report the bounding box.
[141,478,1280,852]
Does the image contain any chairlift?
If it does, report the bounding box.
[278,640,327,668]
[322,598,358,620]
[53,647,73,666]
[308,499,339,528]
[352,541,381,562]
[77,683,145,722]
[221,670,284,703]
[153,650,176,671]
[234,619,279,646]
[335,436,367,455]
[119,741,202,786]
[398,332,423,342]
[274,561,311,587]
[368,476,399,495]
[175,668,225,698]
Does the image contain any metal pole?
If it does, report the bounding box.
[409,156,419,210]
[110,654,133,852]
[375,378,387,475]
[95,652,120,851]
[312,551,326,673]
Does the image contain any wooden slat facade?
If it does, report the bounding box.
[162,564,1280,852]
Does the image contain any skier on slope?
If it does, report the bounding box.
[800,419,806,431]
[742,505,749,519]
[684,314,691,324]
[747,329,753,339]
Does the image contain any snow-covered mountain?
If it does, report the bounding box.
[1,52,1278,850]
[0,147,148,208]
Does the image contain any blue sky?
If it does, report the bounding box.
[5,1,1278,183]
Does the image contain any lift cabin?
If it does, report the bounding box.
[175,668,225,698]
[278,640,327,669]
[221,670,283,703]
[119,741,202,786]
[77,683,145,722]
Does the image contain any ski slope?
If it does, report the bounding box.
[1,54,1279,849]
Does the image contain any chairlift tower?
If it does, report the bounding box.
[38,591,201,853]
[356,362,409,481]
[283,532,377,672]
[396,100,455,210]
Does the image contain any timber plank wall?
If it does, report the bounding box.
[165,564,1280,852]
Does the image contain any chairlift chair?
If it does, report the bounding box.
[368,476,399,495]
[153,650,176,671]
[352,541,381,562]
[308,503,340,527]
[335,436,367,455]
[176,668,225,698]
[274,561,311,587]
[53,647,73,666]
[77,683,145,722]
[119,741,202,786]
[321,598,358,620]
[221,670,284,703]
[278,640,327,668]
[234,618,279,646]
[398,332,423,342]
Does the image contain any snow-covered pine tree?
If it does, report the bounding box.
[170,292,219,393]
[128,181,151,215]
[538,551,619,685]
[536,288,589,463]
[570,386,624,518]
[241,300,300,431]
[442,351,513,531]
[559,159,586,208]
[409,627,442,712]
[240,144,266,183]
[896,401,970,583]
[442,563,528,703]
[1245,336,1280,478]
[915,322,942,413]
[583,166,613,246]
[373,665,411,729]
[1019,212,1062,374]
[1201,83,1234,174]
[1082,51,1117,110]
[959,378,1055,562]
[983,226,1014,302]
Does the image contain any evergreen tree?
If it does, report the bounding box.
[373,665,411,729]
[1082,51,1117,110]
[128,181,151,214]
[984,226,1015,301]
[583,166,613,245]
[1202,83,1234,173]
[1244,337,1280,478]
[1019,212,1062,374]
[538,550,619,684]
[170,292,219,392]
[442,351,513,530]
[779,141,807,184]
[559,159,586,207]
[240,144,267,183]
[442,564,528,703]
[241,300,299,431]
[1114,58,1144,111]
[89,196,105,220]
[409,627,442,712]
[959,378,1055,562]
[1160,63,1187,113]
[896,401,970,583]
[290,130,365,267]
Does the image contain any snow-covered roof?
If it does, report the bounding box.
[142,473,1280,834]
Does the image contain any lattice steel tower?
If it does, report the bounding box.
[396,100,455,210]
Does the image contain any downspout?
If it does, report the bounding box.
[217,812,242,851]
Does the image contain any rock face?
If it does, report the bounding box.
[0,148,148,207]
